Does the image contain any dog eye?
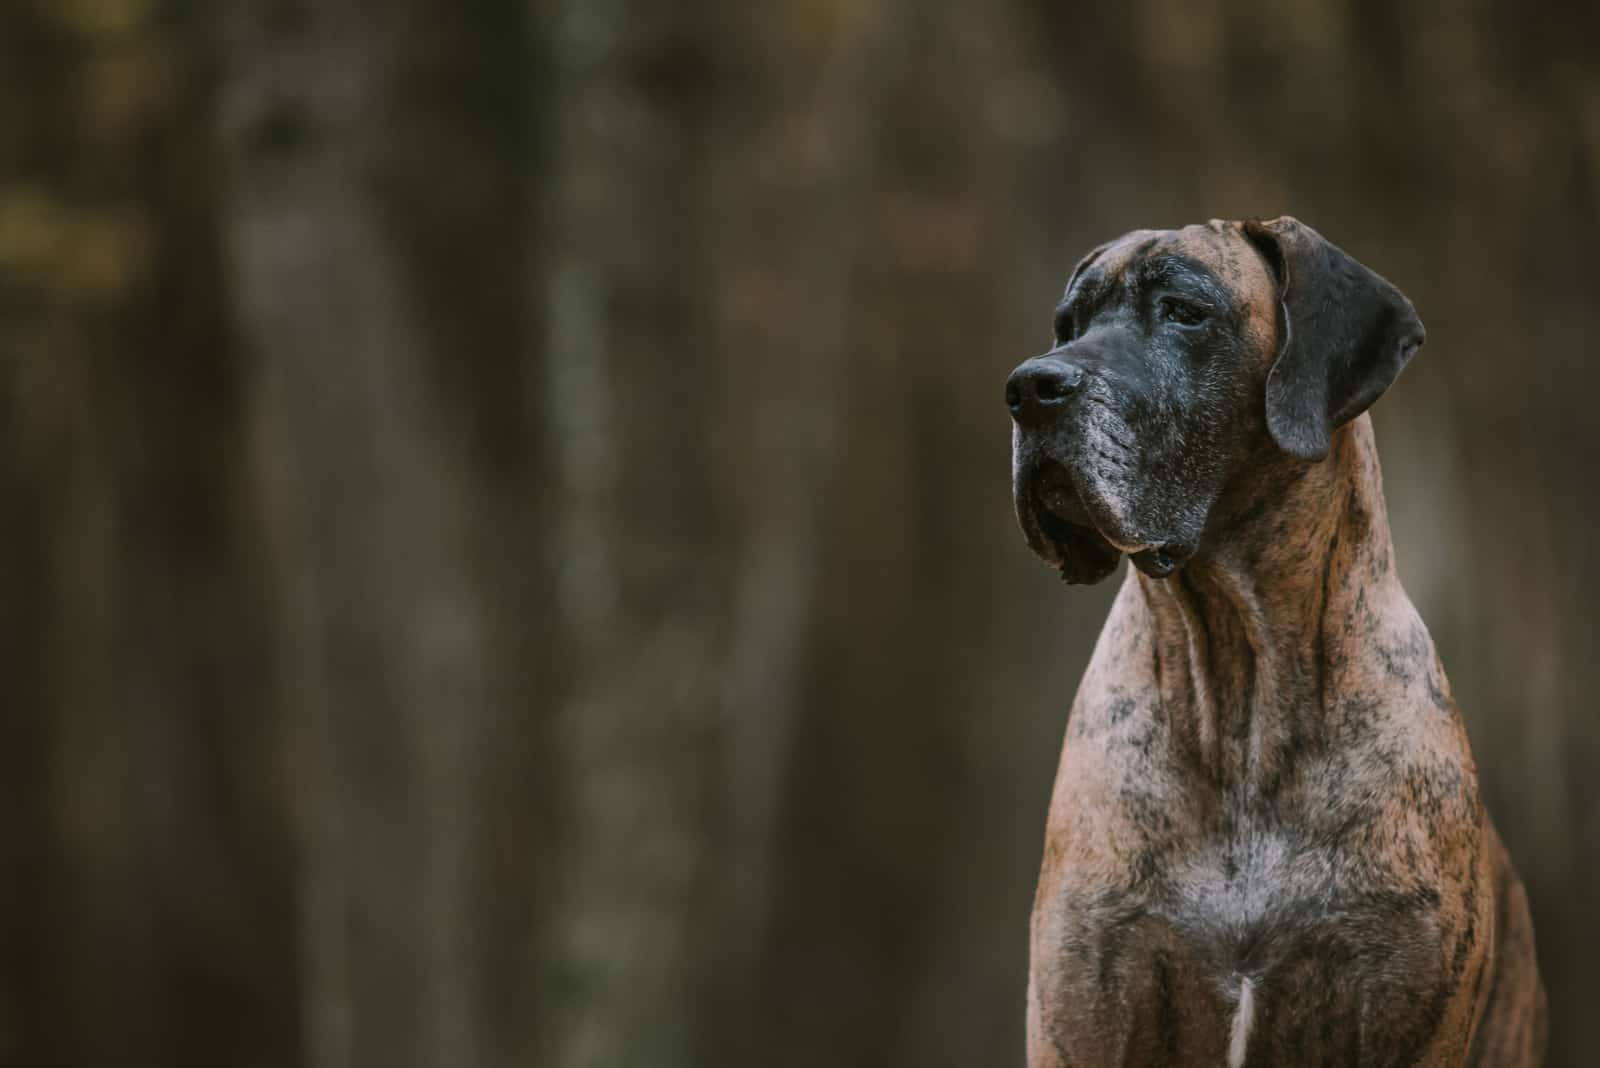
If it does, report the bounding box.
[1158,298,1207,327]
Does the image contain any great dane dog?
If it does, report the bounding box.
[1006,217,1546,1066]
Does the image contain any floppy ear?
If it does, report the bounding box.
[1242,216,1425,461]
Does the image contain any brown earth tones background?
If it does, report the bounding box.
[2,1,1597,1065]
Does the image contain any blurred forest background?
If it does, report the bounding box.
[2,0,1598,1065]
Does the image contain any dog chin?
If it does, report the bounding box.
[1016,460,1199,585]
[1048,512,1124,585]
[1016,492,1123,585]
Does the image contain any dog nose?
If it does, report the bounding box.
[1006,359,1084,424]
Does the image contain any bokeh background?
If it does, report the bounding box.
[3,0,1598,1065]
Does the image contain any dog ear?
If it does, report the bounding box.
[1242,216,1425,461]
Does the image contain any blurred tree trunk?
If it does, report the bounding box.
[216,2,538,1067]
[0,3,299,1067]
[698,3,1077,1064]
[698,13,908,1060]
[530,3,727,1067]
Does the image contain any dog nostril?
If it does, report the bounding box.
[1035,363,1083,404]
[1037,374,1069,402]
[1007,360,1084,422]
[1005,379,1023,414]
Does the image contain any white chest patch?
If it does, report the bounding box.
[1228,974,1256,1068]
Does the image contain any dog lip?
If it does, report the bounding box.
[1015,461,1123,584]
[1034,462,1094,527]
[1032,459,1144,553]
[1020,461,1104,546]
[1014,488,1064,566]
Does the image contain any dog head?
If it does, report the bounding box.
[1008,217,1424,584]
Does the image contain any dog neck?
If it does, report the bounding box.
[1133,416,1399,786]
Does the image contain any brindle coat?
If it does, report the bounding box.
[1007,218,1546,1066]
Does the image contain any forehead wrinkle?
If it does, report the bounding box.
[1063,266,1117,310]
[1131,254,1230,304]
[1064,230,1156,294]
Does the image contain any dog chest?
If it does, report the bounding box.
[1030,821,1471,1066]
